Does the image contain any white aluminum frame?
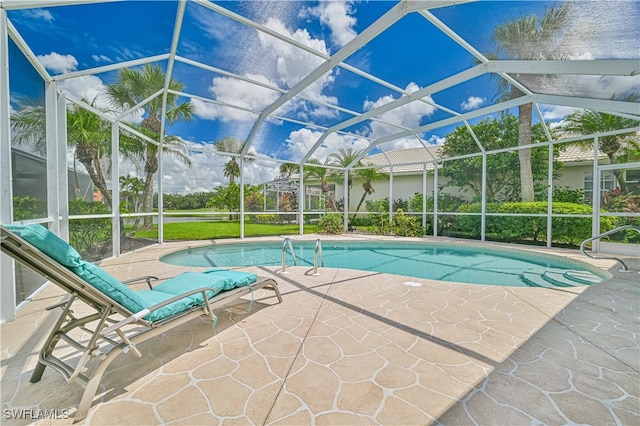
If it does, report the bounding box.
[1,0,639,321]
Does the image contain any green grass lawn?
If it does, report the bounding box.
[133,221,319,240]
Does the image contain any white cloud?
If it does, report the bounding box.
[59,75,107,105]
[91,54,112,64]
[21,9,54,22]
[154,140,278,193]
[305,1,357,47]
[37,52,78,74]
[361,82,437,150]
[258,18,339,118]
[540,105,576,121]
[35,52,143,123]
[193,73,281,122]
[194,4,348,126]
[460,96,485,111]
[426,135,445,146]
[285,128,370,162]
[260,18,328,88]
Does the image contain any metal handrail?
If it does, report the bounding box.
[580,225,640,271]
[281,237,297,272]
[313,239,324,276]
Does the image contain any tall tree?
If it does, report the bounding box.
[305,158,337,211]
[10,97,115,205]
[279,162,299,178]
[214,136,246,184]
[119,174,145,213]
[328,146,364,211]
[560,109,640,192]
[106,64,194,227]
[352,167,388,220]
[488,3,570,201]
[67,101,113,205]
[9,97,47,156]
[441,114,558,202]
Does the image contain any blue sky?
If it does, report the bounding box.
[7,0,640,192]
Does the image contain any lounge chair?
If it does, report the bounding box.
[0,224,282,422]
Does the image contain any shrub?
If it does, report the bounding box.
[318,213,344,234]
[374,209,423,237]
[457,202,617,246]
[68,199,112,260]
[391,209,423,237]
[13,196,47,221]
[248,214,278,224]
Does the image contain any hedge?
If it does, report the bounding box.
[457,202,617,245]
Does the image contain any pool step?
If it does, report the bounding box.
[564,270,603,285]
[542,271,582,287]
[521,269,602,288]
[521,271,558,288]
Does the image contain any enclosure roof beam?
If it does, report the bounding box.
[300,64,486,163]
[7,19,50,82]
[419,9,533,98]
[52,54,170,82]
[347,96,531,169]
[534,94,640,116]
[240,0,413,157]
[1,0,121,10]
[488,59,640,76]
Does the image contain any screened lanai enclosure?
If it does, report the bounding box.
[1,0,639,321]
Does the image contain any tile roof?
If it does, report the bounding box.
[363,144,607,174]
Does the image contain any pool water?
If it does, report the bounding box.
[160,241,609,287]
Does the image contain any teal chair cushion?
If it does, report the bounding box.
[135,290,196,322]
[72,261,147,313]
[204,269,257,290]
[5,224,82,268]
[153,272,229,305]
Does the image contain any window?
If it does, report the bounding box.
[624,169,640,195]
[584,170,616,200]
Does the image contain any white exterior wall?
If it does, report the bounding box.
[555,164,590,189]
[330,163,595,213]
[343,173,466,212]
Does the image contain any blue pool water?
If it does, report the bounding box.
[160,241,609,287]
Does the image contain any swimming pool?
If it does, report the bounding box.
[161,240,609,287]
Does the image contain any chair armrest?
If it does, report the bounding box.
[122,275,158,289]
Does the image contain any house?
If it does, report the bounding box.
[293,144,639,213]
[12,148,94,203]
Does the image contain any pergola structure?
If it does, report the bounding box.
[1,0,639,321]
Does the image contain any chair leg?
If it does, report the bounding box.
[30,297,77,383]
[270,282,283,303]
[73,344,123,423]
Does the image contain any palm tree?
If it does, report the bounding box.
[9,97,47,156]
[305,158,337,211]
[106,64,194,227]
[214,136,248,184]
[279,162,298,178]
[352,167,388,220]
[560,109,639,192]
[67,101,113,205]
[328,146,364,211]
[11,97,114,204]
[119,175,145,213]
[488,4,571,201]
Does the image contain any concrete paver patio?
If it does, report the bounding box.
[1,236,638,425]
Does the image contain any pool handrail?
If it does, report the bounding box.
[281,237,297,272]
[580,224,640,271]
[313,239,324,276]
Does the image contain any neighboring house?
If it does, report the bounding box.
[291,145,638,212]
[12,148,94,202]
